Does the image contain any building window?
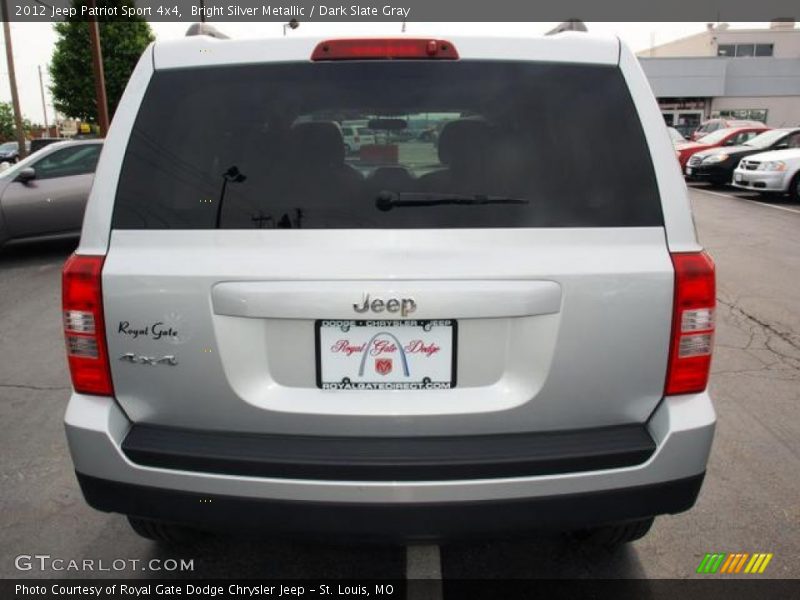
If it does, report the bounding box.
[755,44,774,56]
[712,109,768,123]
[717,43,774,58]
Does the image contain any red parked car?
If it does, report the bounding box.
[676,126,769,171]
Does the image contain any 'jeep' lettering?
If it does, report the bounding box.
[353,294,417,317]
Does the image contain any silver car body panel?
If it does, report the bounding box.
[102,227,673,435]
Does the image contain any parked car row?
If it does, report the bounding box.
[676,125,769,170]
[679,126,800,201]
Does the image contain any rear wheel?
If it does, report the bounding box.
[789,173,800,203]
[127,516,203,544]
[568,517,655,548]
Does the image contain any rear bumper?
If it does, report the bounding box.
[65,392,715,538]
[76,471,704,541]
[120,422,656,481]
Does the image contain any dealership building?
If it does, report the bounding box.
[638,21,800,133]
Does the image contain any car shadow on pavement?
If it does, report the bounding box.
[0,239,77,267]
[441,533,648,579]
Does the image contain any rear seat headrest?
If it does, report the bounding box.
[437,119,491,167]
[290,121,345,167]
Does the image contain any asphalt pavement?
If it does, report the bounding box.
[0,185,797,581]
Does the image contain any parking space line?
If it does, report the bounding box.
[691,187,800,214]
[406,544,443,600]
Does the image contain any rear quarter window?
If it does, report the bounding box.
[113,61,663,230]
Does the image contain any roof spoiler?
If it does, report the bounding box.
[185,23,229,39]
[546,20,588,35]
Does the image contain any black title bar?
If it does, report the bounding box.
[6,0,800,22]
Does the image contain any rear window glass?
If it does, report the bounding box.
[113,61,662,229]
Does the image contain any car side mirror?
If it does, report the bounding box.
[723,139,736,146]
[15,167,35,183]
[774,143,789,150]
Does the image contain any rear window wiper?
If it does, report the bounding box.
[376,191,529,211]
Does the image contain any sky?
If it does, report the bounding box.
[0,21,769,125]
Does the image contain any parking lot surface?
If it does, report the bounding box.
[0,186,798,580]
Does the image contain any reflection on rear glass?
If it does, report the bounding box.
[114,62,662,230]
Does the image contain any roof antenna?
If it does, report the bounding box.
[186,23,229,39]
[546,19,587,35]
[283,19,299,36]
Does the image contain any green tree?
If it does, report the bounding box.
[49,1,154,122]
[0,102,35,141]
[0,102,15,141]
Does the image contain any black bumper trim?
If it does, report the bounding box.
[121,423,656,481]
[76,472,705,541]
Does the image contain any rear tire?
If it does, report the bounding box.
[568,517,655,548]
[127,516,203,544]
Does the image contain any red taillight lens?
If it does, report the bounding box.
[311,39,459,61]
[665,252,716,395]
[62,254,113,396]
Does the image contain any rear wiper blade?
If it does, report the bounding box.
[376,191,529,212]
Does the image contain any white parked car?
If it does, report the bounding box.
[341,122,376,154]
[732,148,800,201]
[62,31,715,545]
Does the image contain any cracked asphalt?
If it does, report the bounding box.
[0,186,797,581]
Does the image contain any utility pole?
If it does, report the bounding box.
[38,65,49,136]
[87,0,109,136]
[1,1,27,159]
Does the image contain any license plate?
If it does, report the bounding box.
[685,167,693,175]
[734,173,743,182]
[316,320,456,390]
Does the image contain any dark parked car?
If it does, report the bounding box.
[685,128,800,185]
[0,140,31,163]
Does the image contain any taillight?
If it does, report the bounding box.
[311,39,459,61]
[665,252,716,395]
[62,254,113,396]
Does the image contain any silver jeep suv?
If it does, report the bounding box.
[62,33,716,544]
